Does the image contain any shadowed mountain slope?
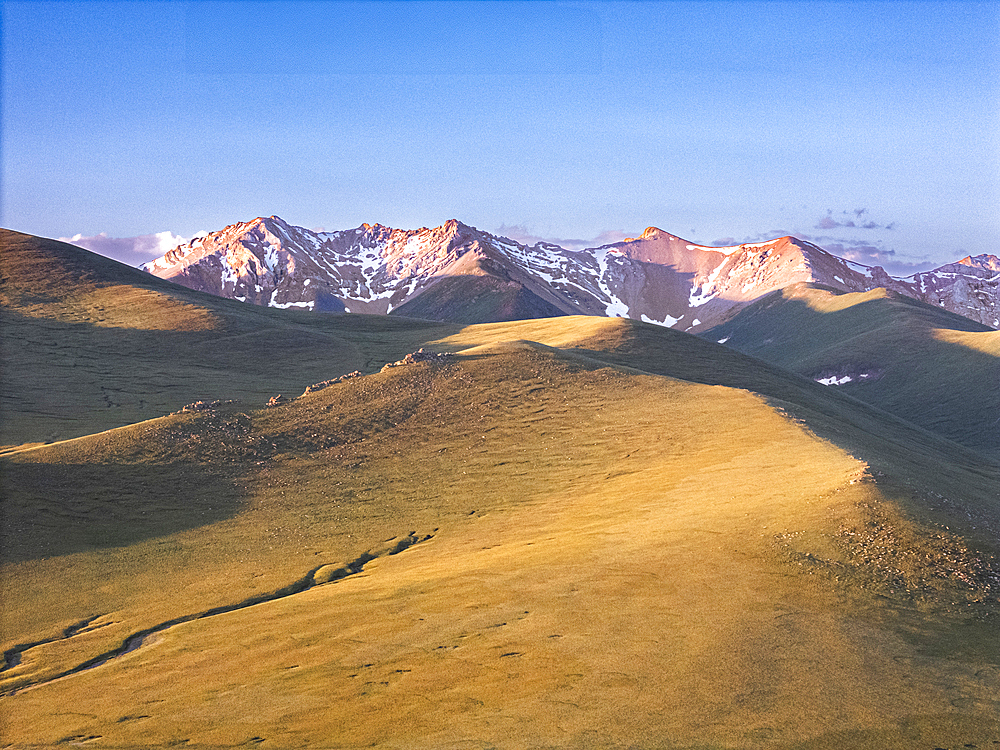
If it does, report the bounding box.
[700,283,1000,460]
[388,253,570,324]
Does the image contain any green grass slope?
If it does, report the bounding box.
[700,284,1000,460]
[3,314,999,749]
[0,229,457,447]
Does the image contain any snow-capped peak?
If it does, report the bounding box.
[141,216,999,330]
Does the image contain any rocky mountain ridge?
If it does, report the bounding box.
[142,216,999,329]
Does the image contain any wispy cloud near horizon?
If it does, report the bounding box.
[815,208,896,231]
[60,230,207,266]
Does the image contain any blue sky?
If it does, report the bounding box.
[3,0,998,273]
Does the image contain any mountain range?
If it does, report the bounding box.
[142,215,1000,330]
[3,226,1000,749]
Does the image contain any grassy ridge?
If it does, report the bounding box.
[1,229,457,446]
[701,283,1000,459]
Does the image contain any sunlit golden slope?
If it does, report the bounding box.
[3,326,999,748]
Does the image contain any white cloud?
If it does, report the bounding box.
[60,230,208,266]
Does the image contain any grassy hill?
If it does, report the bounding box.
[0,229,457,447]
[2,232,1000,748]
[700,283,1000,461]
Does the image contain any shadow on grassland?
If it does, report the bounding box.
[561,318,1000,535]
[0,458,245,564]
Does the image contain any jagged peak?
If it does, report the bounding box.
[266,215,295,231]
[420,219,485,246]
[353,222,395,235]
[243,215,284,227]
[440,218,481,234]
[219,216,284,237]
[957,254,1000,272]
[750,235,797,246]
[772,236,828,254]
[623,226,687,243]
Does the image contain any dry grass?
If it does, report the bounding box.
[3,341,1000,748]
[701,283,1000,459]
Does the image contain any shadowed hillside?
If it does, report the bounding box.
[391,273,570,323]
[700,284,1000,460]
[4,328,1000,748]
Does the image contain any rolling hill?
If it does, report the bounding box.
[0,229,456,447]
[701,283,1000,461]
[2,229,1000,748]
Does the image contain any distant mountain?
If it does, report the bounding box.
[877,254,1000,327]
[142,216,999,329]
[141,216,576,323]
[959,254,1000,272]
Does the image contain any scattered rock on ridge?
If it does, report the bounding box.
[301,371,362,396]
[380,349,455,373]
[178,399,236,414]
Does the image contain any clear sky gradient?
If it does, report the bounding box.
[3,0,998,273]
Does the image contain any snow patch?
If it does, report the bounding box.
[594,247,631,317]
[640,313,680,328]
[220,258,238,289]
[689,263,724,307]
[817,375,853,386]
[689,243,742,256]
[264,246,279,273]
[813,366,882,386]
